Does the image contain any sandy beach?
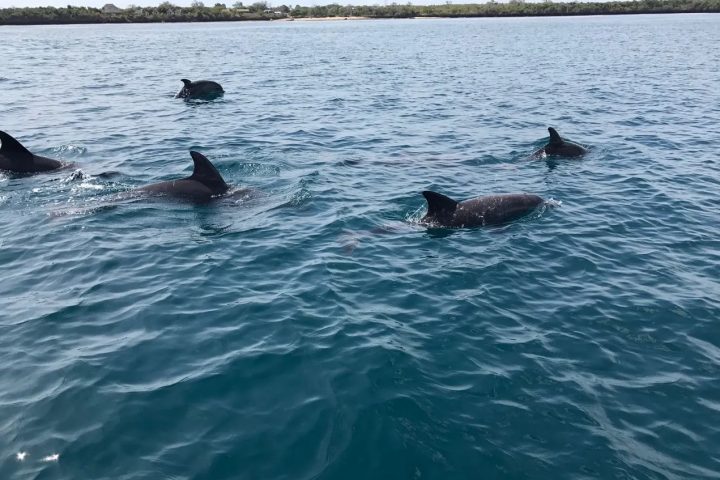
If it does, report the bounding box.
[277,16,371,21]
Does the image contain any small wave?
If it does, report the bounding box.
[82,82,125,89]
[51,144,87,157]
[235,163,281,177]
[287,187,312,208]
[221,186,261,203]
[48,203,118,218]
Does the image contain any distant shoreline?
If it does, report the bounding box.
[278,12,715,21]
[1,1,719,27]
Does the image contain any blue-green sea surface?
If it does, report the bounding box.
[1,14,719,480]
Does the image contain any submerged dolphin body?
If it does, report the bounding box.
[0,130,64,174]
[138,151,231,202]
[421,191,544,228]
[175,79,224,100]
[533,127,587,158]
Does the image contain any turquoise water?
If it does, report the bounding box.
[1,14,720,479]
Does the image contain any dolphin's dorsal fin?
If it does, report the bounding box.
[189,151,228,193]
[423,191,458,218]
[181,79,192,87]
[0,130,34,163]
[548,127,563,146]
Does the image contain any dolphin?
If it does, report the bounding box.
[138,151,230,203]
[533,127,587,158]
[421,191,544,228]
[175,79,224,100]
[0,130,64,174]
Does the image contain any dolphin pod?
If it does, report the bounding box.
[3,85,585,227]
[0,130,65,173]
[415,126,588,228]
[0,131,237,203]
[175,79,225,100]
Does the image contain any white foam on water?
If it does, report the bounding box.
[545,198,563,207]
[75,182,105,191]
[405,205,426,225]
[62,169,87,183]
[63,169,105,192]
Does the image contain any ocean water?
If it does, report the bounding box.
[1,14,719,479]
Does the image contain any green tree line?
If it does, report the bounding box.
[0,2,278,24]
[292,0,719,18]
[1,0,718,25]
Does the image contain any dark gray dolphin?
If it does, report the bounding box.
[0,130,64,174]
[138,151,229,202]
[533,127,587,158]
[421,191,544,228]
[175,79,224,100]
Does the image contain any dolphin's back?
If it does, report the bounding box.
[193,80,223,92]
[139,179,216,202]
[176,79,224,99]
[456,194,544,226]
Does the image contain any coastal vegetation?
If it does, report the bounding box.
[0,0,718,25]
[293,0,720,18]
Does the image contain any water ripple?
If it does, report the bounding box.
[1,15,720,480]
